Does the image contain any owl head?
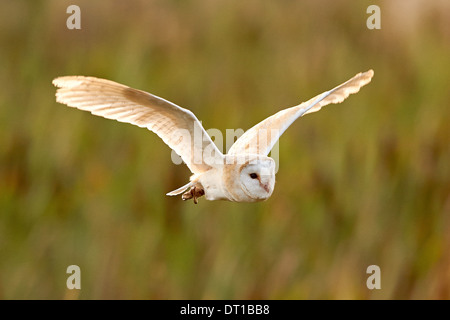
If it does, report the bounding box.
[236,155,276,201]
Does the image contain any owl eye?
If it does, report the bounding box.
[249,173,258,179]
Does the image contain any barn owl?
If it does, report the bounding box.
[53,70,373,203]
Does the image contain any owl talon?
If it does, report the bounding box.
[182,186,204,204]
[182,190,193,201]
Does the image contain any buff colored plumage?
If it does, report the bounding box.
[53,70,374,203]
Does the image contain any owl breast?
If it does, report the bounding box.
[197,167,230,201]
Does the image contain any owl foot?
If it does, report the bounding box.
[182,186,205,204]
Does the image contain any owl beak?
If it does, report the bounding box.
[261,183,270,193]
[257,175,271,194]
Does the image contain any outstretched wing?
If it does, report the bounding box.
[53,76,224,174]
[228,70,374,156]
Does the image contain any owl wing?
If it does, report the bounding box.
[227,70,374,156]
[53,76,224,174]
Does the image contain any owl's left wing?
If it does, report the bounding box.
[227,70,374,156]
[53,76,224,174]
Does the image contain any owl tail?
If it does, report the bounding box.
[166,181,194,196]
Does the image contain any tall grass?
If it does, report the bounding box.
[0,0,449,299]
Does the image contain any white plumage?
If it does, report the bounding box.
[53,70,374,203]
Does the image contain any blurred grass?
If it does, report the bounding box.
[0,0,449,299]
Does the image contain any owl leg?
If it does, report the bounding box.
[182,189,194,201]
[193,187,205,204]
[182,186,205,204]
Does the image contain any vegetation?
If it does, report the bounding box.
[0,0,449,299]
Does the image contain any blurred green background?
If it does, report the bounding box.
[1,0,449,299]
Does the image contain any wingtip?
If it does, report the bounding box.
[52,77,63,87]
[52,76,75,88]
[52,76,88,88]
[362,69,374,81]
[355,69,374,87]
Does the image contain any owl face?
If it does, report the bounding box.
[239,157,276,201]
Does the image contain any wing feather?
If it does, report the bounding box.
[53,76,224,173]
[228,70,374,156]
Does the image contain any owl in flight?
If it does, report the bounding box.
[53,70,373,203]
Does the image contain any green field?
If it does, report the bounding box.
[1,0,449,299]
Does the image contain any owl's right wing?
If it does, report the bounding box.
[228,70,374,156]
[53,76,224,174]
